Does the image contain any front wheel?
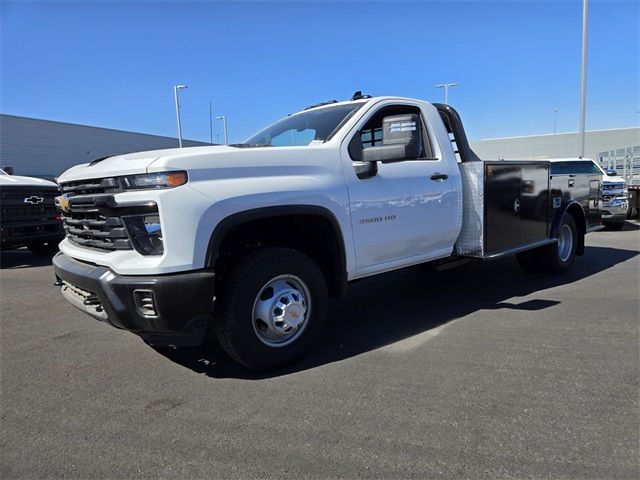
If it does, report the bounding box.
[214,248,328,371]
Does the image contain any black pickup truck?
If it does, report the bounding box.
[0,169,63,253]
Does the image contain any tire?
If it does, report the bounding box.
[214,247,328,371]
[603,221,624,231]
[27,240,59,254]
[517,214,578,274]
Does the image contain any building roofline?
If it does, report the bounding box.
[473,126,640,142]
[0,113,207,144]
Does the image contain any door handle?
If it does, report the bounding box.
[430,173,448,181]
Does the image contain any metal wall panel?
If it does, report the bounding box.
[470,128,640,162]
[0,114,209,179]
[453,161,485,258]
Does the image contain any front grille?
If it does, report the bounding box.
[0,186,59,202]
[1,205,58,222]
[0,186,59,224]
[602,183,625,191]
[59,176,162,253]
[63,200,133,251]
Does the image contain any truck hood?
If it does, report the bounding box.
[56,144,334,184]
[602,174,626,185]
[0,174,58,188]
[57,145,238,183]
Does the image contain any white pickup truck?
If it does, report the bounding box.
[53,94,603,370]
[599,171,628,230]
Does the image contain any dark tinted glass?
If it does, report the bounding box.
[551,161,601,175]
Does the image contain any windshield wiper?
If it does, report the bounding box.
[228,143,273,148]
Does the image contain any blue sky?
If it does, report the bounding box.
[1,1,638,144]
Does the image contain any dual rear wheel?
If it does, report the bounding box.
[516,214,578,274]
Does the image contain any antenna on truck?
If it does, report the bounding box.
[351,91,371,101]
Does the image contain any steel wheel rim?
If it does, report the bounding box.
[557,223,573,262]
[252,274,311,347]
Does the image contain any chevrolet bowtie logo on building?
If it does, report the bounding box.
[55,194,71,212]
[23,196,44,205]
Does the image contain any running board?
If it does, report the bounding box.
[432,257,473,271]
[483,238,558,261]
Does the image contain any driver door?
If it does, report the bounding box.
[342,103,457,273]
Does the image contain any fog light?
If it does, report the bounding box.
[123,215,164,255]
[134,290,157,317]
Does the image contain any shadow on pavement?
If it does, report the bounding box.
[621,220,640,231]
[152,245,638,380]
[0,249,56,269]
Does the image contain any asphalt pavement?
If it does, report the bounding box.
[1,221,639,479]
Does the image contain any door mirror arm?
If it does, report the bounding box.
[354,161,378,180]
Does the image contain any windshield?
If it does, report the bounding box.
[241,103,364,147]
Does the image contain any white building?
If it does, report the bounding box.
[470,127,639,162]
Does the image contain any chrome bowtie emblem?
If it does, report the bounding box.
[23,196,44,205]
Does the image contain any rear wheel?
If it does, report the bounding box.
[214,247,328,371]
[517,214,578,274]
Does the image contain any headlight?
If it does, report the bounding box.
[123,214,164,255]
[121,171,187,190]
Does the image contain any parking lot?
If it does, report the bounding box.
[1,222,638,479]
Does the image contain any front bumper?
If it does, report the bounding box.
[601,199,628,222]
[53,252,215,346]
[601,213,627,224]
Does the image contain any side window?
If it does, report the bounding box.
[587,162,602,175]
[360,127,383,148]
[551,161,602,176]
[575,161,601,174]
[551,162,572,175]
[349,105,434,161]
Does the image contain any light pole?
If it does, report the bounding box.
[173,84,188,147]
[579,0,588,157]
[553,108,559,134]
[435,82,459,104]
[216,115,228,145]
[209,101,213,144]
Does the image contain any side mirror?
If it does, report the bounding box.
[605,169,617,176]
[2,166,14,175]
[362,114,422,163]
